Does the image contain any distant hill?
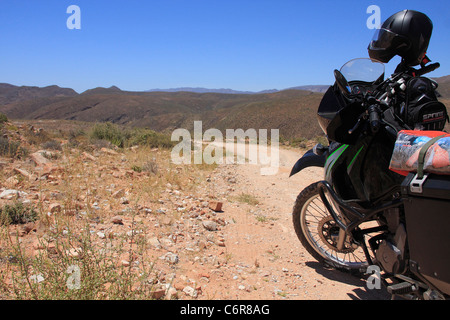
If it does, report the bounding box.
[0,85,325,140]
[145,86,328,94]
[146,87,279,94]
[81,86,123,95]
[433,75,450,83]
[433,75,450,98]
[286,85,330,93]
[0,83,78,105]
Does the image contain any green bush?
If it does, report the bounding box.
[42,140,62,151]
[0,137,18,156]
[0,113,8,124]
[89,122,130,148]
[129,128,175,149]
[24,128,52,146]
[0,137,28,158]
[89,122,175,149]
[0,202,38,225]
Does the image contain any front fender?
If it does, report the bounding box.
[289,149,326,177]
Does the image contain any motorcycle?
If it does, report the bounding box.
[290,57,450,300]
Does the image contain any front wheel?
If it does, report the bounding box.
[293,182,369,272]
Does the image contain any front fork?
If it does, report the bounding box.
[337,229,347,252]
[313,143,351,255]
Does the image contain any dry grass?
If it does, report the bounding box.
[0,120,217,300]
[235,193,259,206]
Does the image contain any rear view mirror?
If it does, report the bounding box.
[334,69,351,97]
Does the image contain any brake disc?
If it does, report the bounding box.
[318,216,356,254]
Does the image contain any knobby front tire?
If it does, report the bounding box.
[292,182,369,272]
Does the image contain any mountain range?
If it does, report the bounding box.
[145,85,329,95]
[0,77,449,140]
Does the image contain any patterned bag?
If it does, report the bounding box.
[389,130,450,176]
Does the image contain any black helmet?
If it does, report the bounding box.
[368,10,433,66]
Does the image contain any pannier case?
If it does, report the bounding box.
[401,173,450,295]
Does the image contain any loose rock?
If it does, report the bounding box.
[111,216,124,225]
[209,201,223,212]
[202,220,218,231]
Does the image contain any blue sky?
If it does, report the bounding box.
[0,0,449,93]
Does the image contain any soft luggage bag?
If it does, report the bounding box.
[389,130,450,177]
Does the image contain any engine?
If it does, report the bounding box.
[375,223,407,274]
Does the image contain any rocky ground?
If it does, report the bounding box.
[0,121,390,300]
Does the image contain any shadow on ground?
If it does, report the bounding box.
[305,261,391,300]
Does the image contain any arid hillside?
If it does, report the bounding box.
[0,87,325,141]
[1,75,449,142]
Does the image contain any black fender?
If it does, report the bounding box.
[289,149,326,177]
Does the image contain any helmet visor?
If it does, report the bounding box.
[369,28,410,52]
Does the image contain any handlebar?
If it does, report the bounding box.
[347,96,382,136]
[415,62,440,77]
[368,105,381,134]
[347,61,440,137]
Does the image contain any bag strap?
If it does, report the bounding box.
[417,134,446,179]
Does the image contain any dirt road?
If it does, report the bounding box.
[195,144,390,300]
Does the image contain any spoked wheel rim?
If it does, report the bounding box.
[300,193,369,269]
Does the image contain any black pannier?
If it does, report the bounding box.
[401,173,450,295]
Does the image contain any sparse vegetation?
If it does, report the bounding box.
[141,160,158,175]
[1,216,160,300]
[132,160,158,175]
[0,202,38,226]
[89,122,175,150]
[128,127,175,149]
[41,140,62,151]
[0,137,19,157]
[0,119,220,300]
[236,193,259,206]
[0,113,8,124]
[0,137,28,159]
[89,122,130,148]
[280,135,329,149]
[23,127,52,146]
